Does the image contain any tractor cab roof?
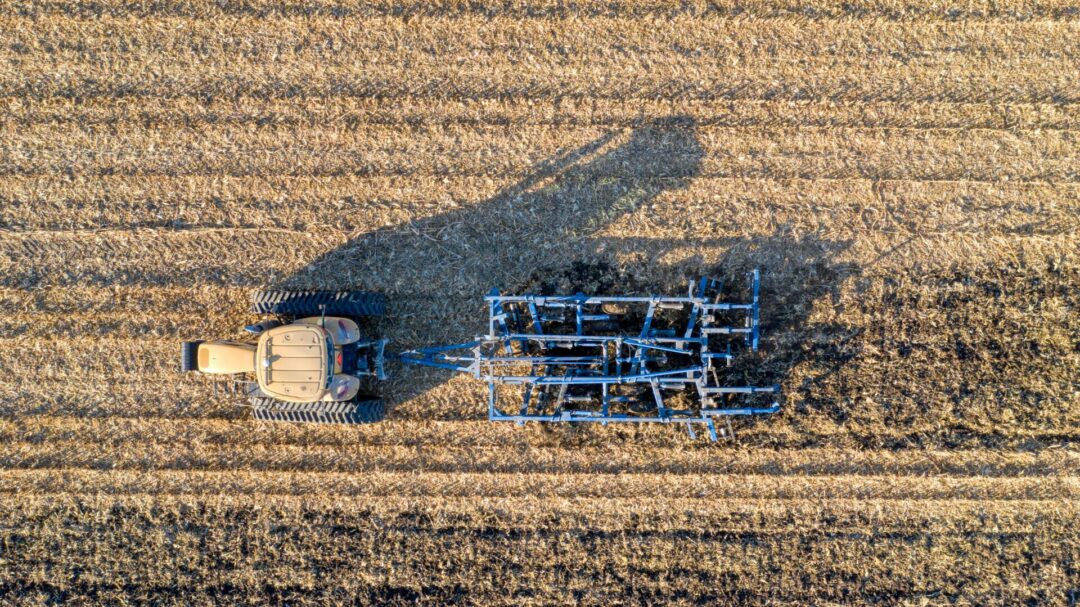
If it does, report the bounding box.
[255,324,330,402]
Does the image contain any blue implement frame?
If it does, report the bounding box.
[398,270,780,440]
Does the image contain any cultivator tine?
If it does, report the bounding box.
[650,381,665,417]
[640,301,657,338]
[749,269,761,351]
[555,381,571,409]
[526,301,544,334]
[520,382,534,421]
[488,384,499,421]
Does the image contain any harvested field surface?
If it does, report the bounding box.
[1,1,1078,604]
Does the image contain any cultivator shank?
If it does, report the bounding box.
[399,271,780,440]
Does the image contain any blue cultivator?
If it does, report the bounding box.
[399,270,781,441]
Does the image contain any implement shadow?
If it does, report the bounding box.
[534,226,861,442]
[708,227,862,440]
[271,117,704,410]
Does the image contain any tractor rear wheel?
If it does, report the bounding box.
[251,290,385,318]
[249,397,385,424]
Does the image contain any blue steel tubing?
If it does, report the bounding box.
[750,269,761,351]
[398,271,780,441]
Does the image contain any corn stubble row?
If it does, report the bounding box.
[1,493,1076,606]
[6,98,1080,130]
[0,3,1078,605]
[4,467,1079,500]
[7,0,1080,19]
[5,16,1077,58]
[2,14,1079,102]
[5,125,1078,180]
[3,61,1078,104]
[3,174,1077,233]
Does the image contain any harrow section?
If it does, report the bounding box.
[399,271,780,440]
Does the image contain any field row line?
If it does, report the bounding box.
[5,218,1078,239]
[12,52,1071,69]
[6,119,1080,132]
[8,120,1080,134]
[8,91,1079,104]
[3,69,1077,105]
[10,28,1077,55]
[3,170,1077,182]
[4,416,1078,468]
[3,488,1075,507]
[3,219,1070,237]
[4,439,1078,476]
[0,204,1074,233]
[3,491,1074,525]
[0,223,1074,243]
[3,174,1079,186]
[7,122,1076,141]
[4,96,1079,109]
[7,30,1078,63]
[0,468,1075,500]
[7,0,1080,22]
[3,174,1076,186]
[2,399,1077,448]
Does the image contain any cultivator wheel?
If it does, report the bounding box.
[250,398,385,424]
[251,290,385,318]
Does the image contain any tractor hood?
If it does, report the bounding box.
[256,324,330,402]
[197,341,256,374]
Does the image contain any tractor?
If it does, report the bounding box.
[182,273,780,440]
[181,291,388,423]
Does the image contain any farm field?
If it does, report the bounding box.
[0,0,1078,604]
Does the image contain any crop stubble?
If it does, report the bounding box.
[0,1,1077,605]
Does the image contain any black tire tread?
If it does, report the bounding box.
[251,398,385,424]
[251,290,385,317]
[249,397,359,414]
[181,341,202,372]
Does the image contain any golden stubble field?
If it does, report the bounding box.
[0,1,1078,604]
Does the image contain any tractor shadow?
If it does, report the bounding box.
[270,117,706,412]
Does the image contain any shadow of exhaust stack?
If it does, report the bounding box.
[275,116,705,298]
